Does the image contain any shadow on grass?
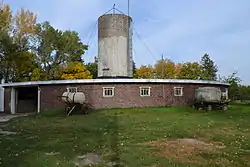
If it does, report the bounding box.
[0,108,125,167]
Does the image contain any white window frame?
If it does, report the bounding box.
[223,88,229,99]
[140,86,151,97]
[174,87,183,96]
[67,87,78,93]
[103,87,115,97]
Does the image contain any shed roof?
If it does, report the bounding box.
[0,79,230,87]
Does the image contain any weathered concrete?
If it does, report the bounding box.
[98,36,129,77]
[98,14,133,78]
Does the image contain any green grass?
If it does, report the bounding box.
[0,105,250,167]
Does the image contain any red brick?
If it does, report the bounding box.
[4,83,228,113]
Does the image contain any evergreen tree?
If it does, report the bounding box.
[200,53,218,81]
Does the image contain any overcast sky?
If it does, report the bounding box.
[6,0,250,84]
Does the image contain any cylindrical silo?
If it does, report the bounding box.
[97,14,133,78]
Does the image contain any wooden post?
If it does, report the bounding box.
[37,86,41,114]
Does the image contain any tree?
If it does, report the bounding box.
[238,85,250,101]
[14,52,39,81]
[220,71,241,101]
[178,62,202,80]
[154,58,175,79]
[15,8,37,36]
[174,63,182,78]
[30,67,44,81]
[134,65,155,78]
[33,21,88,80]
[0,2,11,36]
[200,53,218,81]
[132,61,136,76]
[0,2,13,81]
[0,33,23,82]
[0,2,38,82]
[61,61,92,80]
[86,56,98,79]
[0,2,90,82]
[13,8,37,50]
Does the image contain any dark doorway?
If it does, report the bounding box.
[17,86,38,113]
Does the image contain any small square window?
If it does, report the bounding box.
[174,87,183,96]
[103,87,114,97]
[140,87,151,97]
[67,87,78,93]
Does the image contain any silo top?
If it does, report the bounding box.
[98,14,132,38]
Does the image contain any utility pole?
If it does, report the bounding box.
[161,54,164,79]
[113,4,115,14]
[128,0,130,17]
[161,54,166,106]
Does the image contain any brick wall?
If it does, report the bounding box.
[39,83,226,111]
[4,83,227,113]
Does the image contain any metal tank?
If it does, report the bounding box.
[195,87,222,103]
[97,14,133,78]
[194,87,230,111]
[61,92,86,104]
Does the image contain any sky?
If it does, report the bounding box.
[5,0,250,84]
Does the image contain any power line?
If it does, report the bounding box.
[84,4,160,66]
[132,33,153,65]
[132,21,159,62]
[86,30,98,62]
[83,6,118,62]
[86,21,98,47]
[114,8,126,15]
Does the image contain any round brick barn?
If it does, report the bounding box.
[0,12,230,114]
[0,79,229,114]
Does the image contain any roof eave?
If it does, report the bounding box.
[0,79,230,88]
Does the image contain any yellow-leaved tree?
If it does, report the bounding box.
[175,63,182,78]
[30,68,44,81]
[14,8,37,39]
[0,2,11,34]
[178,62,202,80]
[134,65,155,78]
[61,61,92,80]
[154,59,176,79]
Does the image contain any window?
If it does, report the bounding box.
[222,88,228,99]
[103,87,115,97]
[174,87,183,96]
[140,87,151,97]
[67,87,78,93]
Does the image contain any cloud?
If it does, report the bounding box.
[4,0,250,84]
[131,0,250,84]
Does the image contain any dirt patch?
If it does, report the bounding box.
[0,130,17,135]
[45,152,60,156]
[74,153,103,166]
[201,126,250,139]
[0,114,29,135]
[209,158,231,167]
[148,138,227,165]
[73,153,120,167]
[0,114,30,123]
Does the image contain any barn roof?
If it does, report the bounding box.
[0,79,230,87]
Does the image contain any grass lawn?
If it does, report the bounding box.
[0,104,250,167]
